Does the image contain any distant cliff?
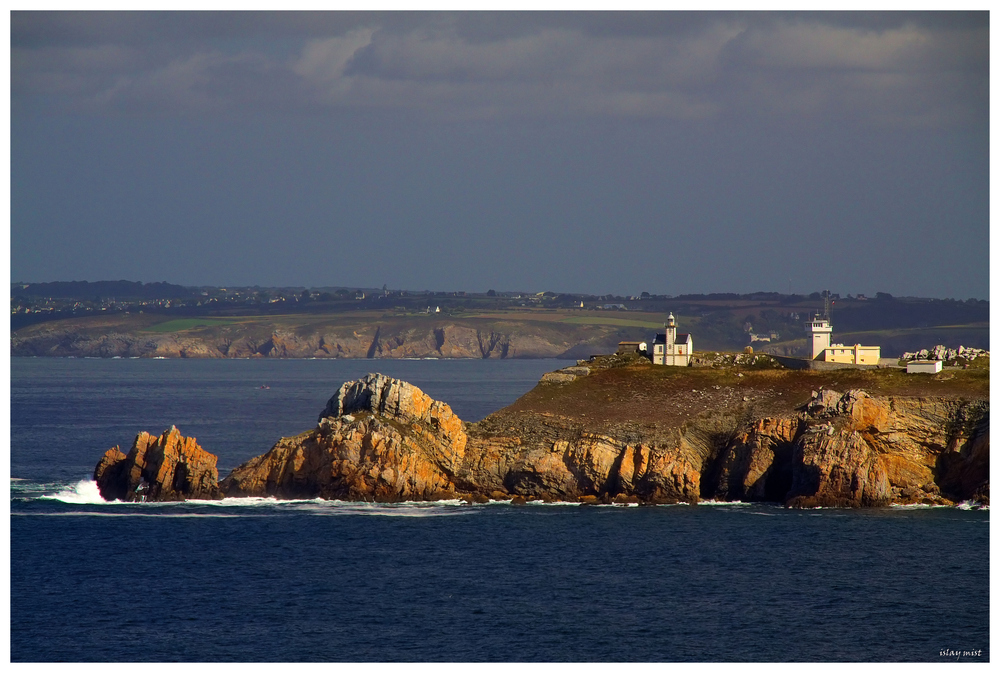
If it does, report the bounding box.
[13,317,642,359]
[94,363,989,507]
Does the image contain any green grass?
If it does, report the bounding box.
[560,316,665,329]
[142,317,244,333]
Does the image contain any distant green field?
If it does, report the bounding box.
[561,316,665,329]
[142,318,244,333]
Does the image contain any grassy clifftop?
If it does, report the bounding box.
[473,354,989,439]
[10,311,656,359]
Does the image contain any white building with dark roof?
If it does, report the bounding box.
[652,313,693,366]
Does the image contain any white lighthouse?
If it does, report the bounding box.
[805,315,833,360]
[665,312,677,350]
[652,313,693,366]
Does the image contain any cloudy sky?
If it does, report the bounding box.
[10,11,990,299]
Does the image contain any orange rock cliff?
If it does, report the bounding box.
[94,372,989,507]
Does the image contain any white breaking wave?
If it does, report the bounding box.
[184,497,477,516]
[890,502,953,510]
[955,500,989,510]
[290,502,475,517]
[38,479,109,505]
[25,484,790,515]
[525,500,583,506]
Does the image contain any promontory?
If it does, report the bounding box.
[93,354,989,508]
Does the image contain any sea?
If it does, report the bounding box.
[9,357,990,662]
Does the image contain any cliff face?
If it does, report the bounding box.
[12,320,620,359]
[94,426,221,501]
[714,390,990,507]
[94,371,990,507]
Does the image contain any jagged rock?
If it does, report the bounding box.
[94,426,221,501]
[805,388,869,418]
[540,366,591,384]
[786,428,891,507]
[222,375,468,501]
[901,345,989,364]
[540,372,578,384]
[319,373,467,449]
[711,418,799,501]
[784,391,988,507]
[219,415,465,501]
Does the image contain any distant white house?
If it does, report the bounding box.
[652,313,693,366]
[617,341,648,354]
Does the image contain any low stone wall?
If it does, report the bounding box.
[771,355,880,371]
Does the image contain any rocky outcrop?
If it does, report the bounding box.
[94,374,989,508]
[220,374,468,501]
[785,390,988,507]
[318,373,465,443]
[901,345,989,363]
[709,417,799,501]
[540,366,591,384]
[94,426,221,501]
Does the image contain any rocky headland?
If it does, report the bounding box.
[93,359,989,508]
[12,315,634,360]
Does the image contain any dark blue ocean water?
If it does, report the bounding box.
[9,358,990,662]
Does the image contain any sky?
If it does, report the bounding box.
[9,11,991,299]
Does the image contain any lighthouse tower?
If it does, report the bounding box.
[652,312,693,365]
[805,314,832,360]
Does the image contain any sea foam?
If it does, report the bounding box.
[38,479,107,505]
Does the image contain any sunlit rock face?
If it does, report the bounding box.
[221,374,469,501]
[94,426,221,502]
[96,373,989,507]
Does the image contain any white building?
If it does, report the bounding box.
[652,313,693,366]
[907,360,943,374]
[805,316,833,359]
[805,314,880,364]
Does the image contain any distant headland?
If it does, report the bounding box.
[10,282,990,359]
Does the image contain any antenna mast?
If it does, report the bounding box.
[822,289,831,321]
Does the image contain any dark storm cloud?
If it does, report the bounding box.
[12,11,988,126]
[10,12,989,299]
